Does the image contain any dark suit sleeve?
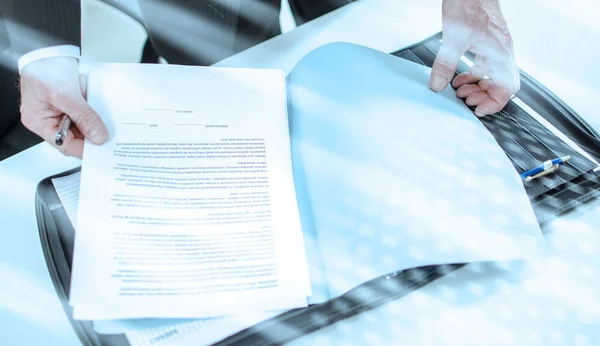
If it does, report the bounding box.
[0,0,81,57]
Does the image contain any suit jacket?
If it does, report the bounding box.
[0,0,352,66]
[0,0,81,58]
[138,0,281,66]
[0,0,283,66]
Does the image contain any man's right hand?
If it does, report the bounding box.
[19,56,108,158]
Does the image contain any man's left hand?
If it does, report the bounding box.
[430,0,520,117]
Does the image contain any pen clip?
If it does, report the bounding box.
[524,164,560,182]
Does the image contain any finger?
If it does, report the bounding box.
[453,62,489,87]
[53,93,109,144]
[488,85,514,107]
[40,124,84,158]
[456,84,482,98]
[61,135,84,158]
[453,72,480,89]
[465,91,489,107]
[474,86,513,116]
[71,123,84,139]
[430,37,469,92]
[478,79,494,91]
[65,138,84,159]
[475,98,503,117]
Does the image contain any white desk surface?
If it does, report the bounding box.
[1,0,599,345]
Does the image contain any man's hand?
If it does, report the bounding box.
[20,57,108,158]
[430,0,520,117]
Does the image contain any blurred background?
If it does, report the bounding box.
[80,0,297,64]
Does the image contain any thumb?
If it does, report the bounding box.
[56,93,109,145]
[430,36,468,92]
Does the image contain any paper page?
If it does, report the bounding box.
[69,64,311,320]
[51,172,81,227]
[45,169,327,331]
[48,174,233,333]
[93,318,195,335]
[126,311,281,346]
[126,318,221,346]
[287,42,546,297]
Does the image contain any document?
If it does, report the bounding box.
[50,172,297,338]
[286,42,546,296]
[126,318,222,346]
[69,64,311,320]
[125,312,281,346]
[51,172,81,228]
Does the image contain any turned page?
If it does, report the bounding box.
[69,64,311,320]
[286,42,545,297]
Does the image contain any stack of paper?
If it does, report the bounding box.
[69,64,312,320]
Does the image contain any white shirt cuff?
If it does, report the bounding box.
[18,45,81,74]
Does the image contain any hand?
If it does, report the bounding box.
[429,0,520,117]
[20,56,108,158]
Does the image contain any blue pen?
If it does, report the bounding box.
[520,156,571,182]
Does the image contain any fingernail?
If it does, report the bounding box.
[88,127,109,144]
[474,109,486,117]
[430,75,449,92]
